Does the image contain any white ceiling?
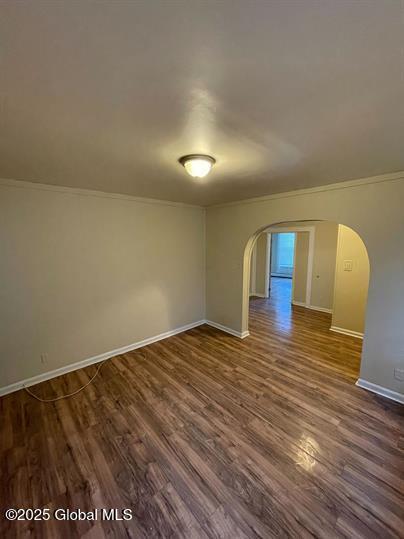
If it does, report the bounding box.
[1,0,403,206]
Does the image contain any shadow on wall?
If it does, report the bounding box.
[246,220,370,340]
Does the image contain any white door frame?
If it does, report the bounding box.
[264,233,271,298]
[264,226,315,306]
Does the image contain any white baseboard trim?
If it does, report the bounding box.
[291,300,332,314]
[291,300,307,308]
[250,292,268,298]
[205,320,250,339]
[308,305,333,314]
[356,379,404,405]
[330,325,363,339]
[0,320,206,397]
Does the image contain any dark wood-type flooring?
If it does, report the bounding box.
[1,278,403,538]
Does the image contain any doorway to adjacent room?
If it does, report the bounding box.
[268,232,295,304]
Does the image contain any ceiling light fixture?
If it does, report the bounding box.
[179,154,216,178]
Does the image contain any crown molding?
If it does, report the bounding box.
[2,170,403,210]
[208,170,404,209]
[0,177,204,209]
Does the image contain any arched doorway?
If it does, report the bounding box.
[243,220,370,377]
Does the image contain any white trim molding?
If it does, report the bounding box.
[0,320,206,397]
[210,171,404,208]
[205,320,250,339]
[356,379,404,405]
[308,305,333,314]
[0,177,202,209]
[264,233,271,297]
[292,300,307,308]
[291,301,333,314]
[3,171,403,210]
[330,325,363,339]
[250,292,267,298]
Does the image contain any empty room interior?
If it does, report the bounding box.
[1,1,403,538]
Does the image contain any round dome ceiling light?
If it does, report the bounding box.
[179,154,216,178]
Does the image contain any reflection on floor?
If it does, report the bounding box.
[269,276,292,305]
[268,277,293,330]
[250,276,360,376]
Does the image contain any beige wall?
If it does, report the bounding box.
[310,222,339,310]
[292,232,309,304]
[0,180,205,390]
[332,225,369,335]
[255,234,268,297]
[249,243,257,294]
[250,234,268,296]
[205,174,404,396]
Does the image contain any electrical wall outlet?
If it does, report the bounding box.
[394,368,404,381]
[40,353,48,364]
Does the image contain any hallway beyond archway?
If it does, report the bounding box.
[249,280,362,379]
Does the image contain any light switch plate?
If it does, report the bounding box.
[343,260,353,271]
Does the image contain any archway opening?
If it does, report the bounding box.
[243,220,370,378]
